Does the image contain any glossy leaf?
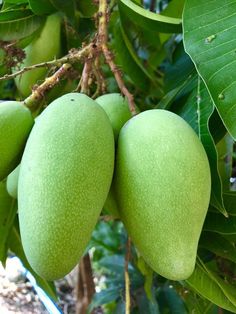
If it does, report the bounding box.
[183,0,236,140]
[204,211,236,235]
[118,0,182,33]
[200,232,236,263]
[177,78,226,215]
[186,262,236,312]
[29,0,56,15]
[161,0,185,18]
[88,288,120,312]
[223,191,236,215]
[0,9,45,41]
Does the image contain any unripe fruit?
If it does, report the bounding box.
[0,101,34,181]
[7,165,20,199]
[96,93,132,142]
[15,14,61,97]
[18,93,114,280]
[96,93,136,218]
[115,109,211,280]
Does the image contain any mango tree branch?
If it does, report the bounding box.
[24,63,72,110]
[0,44,94,82]
[98,0,137,116]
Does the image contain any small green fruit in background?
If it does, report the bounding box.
[96,93,133,142]
[7,165,20,199]
[14,14,61,97]
[0,101,34,181]
[115,109,211,280]
[96,93,138,218]
[18,93,114,280]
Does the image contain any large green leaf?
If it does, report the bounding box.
[186,261,236,312]
[200,232,236,263]
[29,0,56,15]
[0,9,45,41]
[223,191,236,215]
[183,0,236,140]
[204,211,236,235]
[118,0,182,33]
[113,21,150,91]
[177,78,226,215]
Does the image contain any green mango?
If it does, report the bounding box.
[115,109,211,280]
[18,93,114,280]
[0,101,34,181]
[14,14,61,97]
[96,93,137,218]
[7,165,20,199]
[96,93,133,142]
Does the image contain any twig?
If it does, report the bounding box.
[0,44,93,82]
[125,237,131,314]
[80,60,93,95]
[24,63,72,110]
[98,0,137,116]
[92,57,106,98]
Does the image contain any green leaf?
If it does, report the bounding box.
[186,261,236,312]
[29,0,56,15]
[113,21,150,91]
[118,0,182,33]
[199,259,236,308]
[88,288,120,312]
[49,0,75,21]
[204,211,236,235]
[0,9,45,41]
[200,232,236,263]
[223,191,236,215]
[8,225,57,301]
[177,78,226,215]
[161,0,185,18]
[216,135,234,190]
[157,285,187,314]
[77,0,97,18]
[3,0,28,4]
[183,0,236,140]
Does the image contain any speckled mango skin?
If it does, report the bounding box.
[0,101,34,181]
[115,109,211,280]
[15,14,61,97]
[7,164,20,199]
[18,93,114,280]
[96,93,134,218]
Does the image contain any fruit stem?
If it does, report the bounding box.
[98,0,137,116]
[125,237,131,314]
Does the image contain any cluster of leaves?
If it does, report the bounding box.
[0,0,236,313]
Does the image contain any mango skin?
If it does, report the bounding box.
[96,93,135,218]
[96,93,132,142]
[7,165,20,199]
[115,109,211,280]
[15,14,61,97]
[0,101,34,181]
[18,93,114,280]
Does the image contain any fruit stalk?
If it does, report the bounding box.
[125,237,131,314]
[98,0,137,116]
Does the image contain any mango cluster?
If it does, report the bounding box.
[1,92,211,282]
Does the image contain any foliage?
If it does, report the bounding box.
[0,0,236,313]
